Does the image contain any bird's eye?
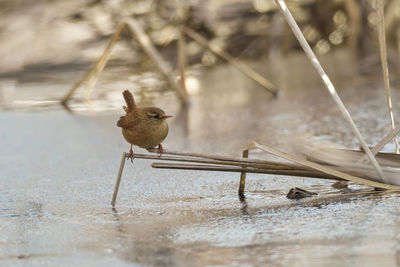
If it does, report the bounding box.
[148,113,160,119]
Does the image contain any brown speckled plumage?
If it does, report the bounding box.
[122,89,135,113]
[117,90,171,157]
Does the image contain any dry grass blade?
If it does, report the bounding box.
[376,0,399,153]
[274,0,388,183]
[247,141,400,190]
[182,27,278,96]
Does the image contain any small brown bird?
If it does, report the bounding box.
[117,90,171,160]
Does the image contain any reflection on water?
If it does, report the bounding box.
[2,50,400,266]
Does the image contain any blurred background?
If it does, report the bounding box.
[1,0,400,111]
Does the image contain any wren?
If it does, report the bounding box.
[117,90,171,161]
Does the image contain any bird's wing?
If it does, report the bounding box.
[117,115,135,129]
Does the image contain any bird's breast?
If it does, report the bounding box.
[122,121,169,149]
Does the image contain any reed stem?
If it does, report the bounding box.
[376,0,399,154]
[151,163,342,181]
[146,148,297,167]
[125,18,189,106]
[247,141,400,190]
[139,150,302,170]
[274,0,388,183]
[111,152,127,208]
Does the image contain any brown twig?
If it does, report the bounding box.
[239,149,249,197]
[139,150,303,170]
[111,152,127,208]
[151,162,342,181]
[178,28,187,94]
[145,148,400,181]
[146,147,297,167]
[112,146,400,207]
[246,141,400,190]
[274,0,388,183]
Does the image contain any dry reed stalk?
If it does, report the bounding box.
[110,149,304,207]
[376,0,399,153]
[151,162,341,180]
[358,124,400,164]
[182,27,278,96]
[111,149,307,207]
[61,22,127,107]
[62,18,189,109]
[111,152,127,208]
[145,150,397,182]
[125,18,189,106]
[274,0,388,183]
[246,141,400,190]
[239,149,249,196]
[111,146,398,207]
[147,148,299,168]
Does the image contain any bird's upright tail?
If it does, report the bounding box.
[122,90,136,113]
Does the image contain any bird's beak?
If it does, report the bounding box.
[163,115,173,119]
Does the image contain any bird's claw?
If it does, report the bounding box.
[157,144,164,157]
[127,146,134,163]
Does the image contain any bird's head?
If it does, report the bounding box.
[140,107,172,125]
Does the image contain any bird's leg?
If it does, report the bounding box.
[157,144,164,157]
[127,144,134,163]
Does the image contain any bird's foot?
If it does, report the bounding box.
[157,144,164,157]
[127,146,134,163]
